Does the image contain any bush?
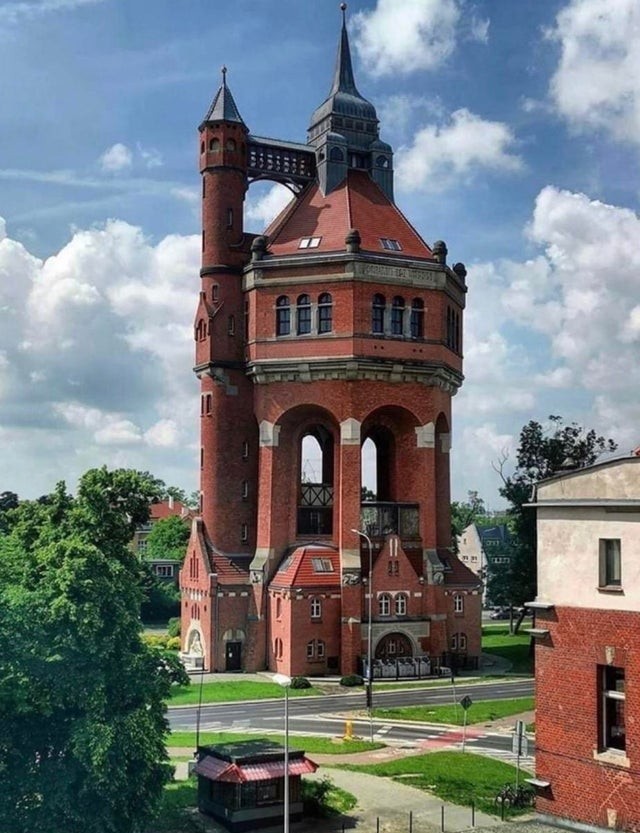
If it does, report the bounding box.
[167,617,181,638]
[166,636,181,651]
[290,676,311,689]
[302,776,334,816]
[143,633,170,649]
[340,674,364,687]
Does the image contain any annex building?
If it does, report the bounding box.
[529,452,640,831]
[179,8,481,677]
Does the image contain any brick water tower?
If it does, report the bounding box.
[180,6,480,676]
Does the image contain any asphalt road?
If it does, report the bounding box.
[168,677,535,765]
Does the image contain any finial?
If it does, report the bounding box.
[340,3,347,19]
[221,65,227,83]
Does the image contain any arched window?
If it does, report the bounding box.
[372,293,385,334]
[316,640,325,659]
[228,315,235,335]
[317,292,333,333]
[200,141,205,154]
[330,146,344,162]
[297,294,311,335]
[274,637,283,658]
[451,633,467,651]
[298,428,334,536]
[276,295,290,336]
[276,597,282,619]
[378,593,391,616]
[454,594,464,614]
[391,296,405,336]
[226,138,236,151]
[310,597,322,619]
[306,640,315,659]
[376,155,389,169]
[410,298,424,338]
[241,480,248,500]
[395,593,407,616]
[209,138,220,152]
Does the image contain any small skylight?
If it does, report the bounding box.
[381,238,402,251]
[299,237,322,249]
[312,557,334,573]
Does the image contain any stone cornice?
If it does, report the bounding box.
[246,356,463,392]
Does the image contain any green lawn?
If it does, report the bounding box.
[482,625,534,675]
[168,730,384,755]
[168,680,319,706]
[147,778,200,832]
[337,750,532,817]
[372,696,534,726]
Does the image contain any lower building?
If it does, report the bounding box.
[529,452,640,831]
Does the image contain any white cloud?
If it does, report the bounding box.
[245,184,293,230]
[467,15,489,44]
[137,143,164,169]
[99,143,133,173]
[352,0,461,77]
[0,0,104,25]
[396,108,522,191]
[144,419,180,448]
[549,0,640,146]
[534,367,573,388]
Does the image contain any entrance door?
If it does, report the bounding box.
[375,632,413,661]
[225,641,242,671]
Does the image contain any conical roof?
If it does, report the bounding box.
[202,66,245,126]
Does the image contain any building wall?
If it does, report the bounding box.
[535,605,640,831]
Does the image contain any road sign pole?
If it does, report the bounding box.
[462,706,468,752]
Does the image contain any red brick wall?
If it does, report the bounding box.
[535,605,640,831]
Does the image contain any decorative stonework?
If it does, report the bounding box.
[415,422,435,448]
[259,421,281,447]
[340,417,361,445]
[342,570,361,586]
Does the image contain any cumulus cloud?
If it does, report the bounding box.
[396,108,522,191]
[0,0,104,25]
[0,216,199,496]
[137,143,164,169]
[99,143,133,173]
[352,0,461,76]
[245,184,293,230]
[549,0,640,146]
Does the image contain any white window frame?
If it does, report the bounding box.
[310,597,322,619]
[453,594,464,614]
[395,593,407,616]
[599,538,621,588]
[378,593,391,616]
[601,665,626,752]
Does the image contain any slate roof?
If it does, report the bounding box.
[202,69,245,126]
[270,544,341,589]
[439,550,482,587]
[265,170,434,260]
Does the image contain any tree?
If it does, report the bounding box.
[451,490,486,553]
[493,416,617,631]
[0,491,19,534]
[0,467,179,833]
[146,515,190,562]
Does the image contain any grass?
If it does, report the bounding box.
[337,750,532,817]
[482,625,534,675]
[147,778,200,832]
[372,696,535,726]
[168,730,384,755]
[168,680,319,706]
[323,783,358,814]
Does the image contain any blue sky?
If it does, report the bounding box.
[1,0,639,506]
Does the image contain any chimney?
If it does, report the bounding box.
[168,495,174,510]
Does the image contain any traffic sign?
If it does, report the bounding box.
[460,695,473,711]
[512,732,529,756]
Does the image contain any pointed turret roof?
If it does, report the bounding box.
[202,66,245,126]
[329,3,362,98]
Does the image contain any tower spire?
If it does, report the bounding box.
[201,66,246,127]
[330,3,361,97]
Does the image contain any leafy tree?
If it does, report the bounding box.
[0,490,18,512]
[451,490,486,553]
[493,416,617,631]
[0,467,179,833]
[146,515,190,562]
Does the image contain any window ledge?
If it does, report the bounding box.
[593,749,630,768]
[525,600,555,610]
[526,628,550,638]
[597,585,624,594]
[525,778,550,789]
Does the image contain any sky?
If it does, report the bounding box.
[1,0,639,507]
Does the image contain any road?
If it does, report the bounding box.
[168,677,535,766]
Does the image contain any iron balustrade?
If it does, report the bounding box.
[360,502,420,539]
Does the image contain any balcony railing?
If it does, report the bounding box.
[298,483,333,535]
[360,502,420,539]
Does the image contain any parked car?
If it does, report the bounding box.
[489,608,511,620]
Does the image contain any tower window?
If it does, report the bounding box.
[228,315,235,336]
[276,295,291,336]
[391,296,405,336]
[299,237,321,249]
[410,298,424,339]
[241,480,248,500]
[296,294,312,335]
[202,178,206,198]
[317,292,333,334]
[372,294,385,334]
[227,208,233,229]
[202,230,205,252]
[446,306,461,352]
[226,138,236,151]
[454,594,464,614]
[329,147,344,162]
[209,138,220,152]
[242,440,249,459]
[241,523,248,543]
[200,448,204,469]
[212,284,219,302]
[200,141,205,154]
[376,155,390,169]
[381,238,402,251]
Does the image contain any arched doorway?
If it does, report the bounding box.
[375,632,413,660]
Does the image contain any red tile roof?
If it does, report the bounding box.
[271,544,341,589]
[150,499,193,521]
[195,756,317,783]
[440,550,482,587]
[266,171,434,260]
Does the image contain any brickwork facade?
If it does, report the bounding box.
[179,13,481,677]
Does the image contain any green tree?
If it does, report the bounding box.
[451,490,486,553]
[146,515,190,562]
[0,467,178,833]
[493,416,617,631]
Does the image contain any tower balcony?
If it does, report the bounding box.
[360,501,420,541]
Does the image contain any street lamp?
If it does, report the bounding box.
[273,673,292,833]
[351,528,374,743]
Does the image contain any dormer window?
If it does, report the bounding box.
[381,238,402,251]
[299,237,322,249]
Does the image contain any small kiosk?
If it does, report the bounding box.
[194,740,318,832]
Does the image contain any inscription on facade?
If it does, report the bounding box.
[356,262,442,286]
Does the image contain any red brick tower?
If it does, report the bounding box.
[180,10,480,675]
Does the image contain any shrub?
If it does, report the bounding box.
[340,674,364,687]
[302,776,334,816]
[143,633,169,649]
[167,617,181,638]
[166,636,181,651]
[290,676,311,689]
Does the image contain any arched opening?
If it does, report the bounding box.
[363,426,393,501]
[375,632,413,660]
[298,426,334,535]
